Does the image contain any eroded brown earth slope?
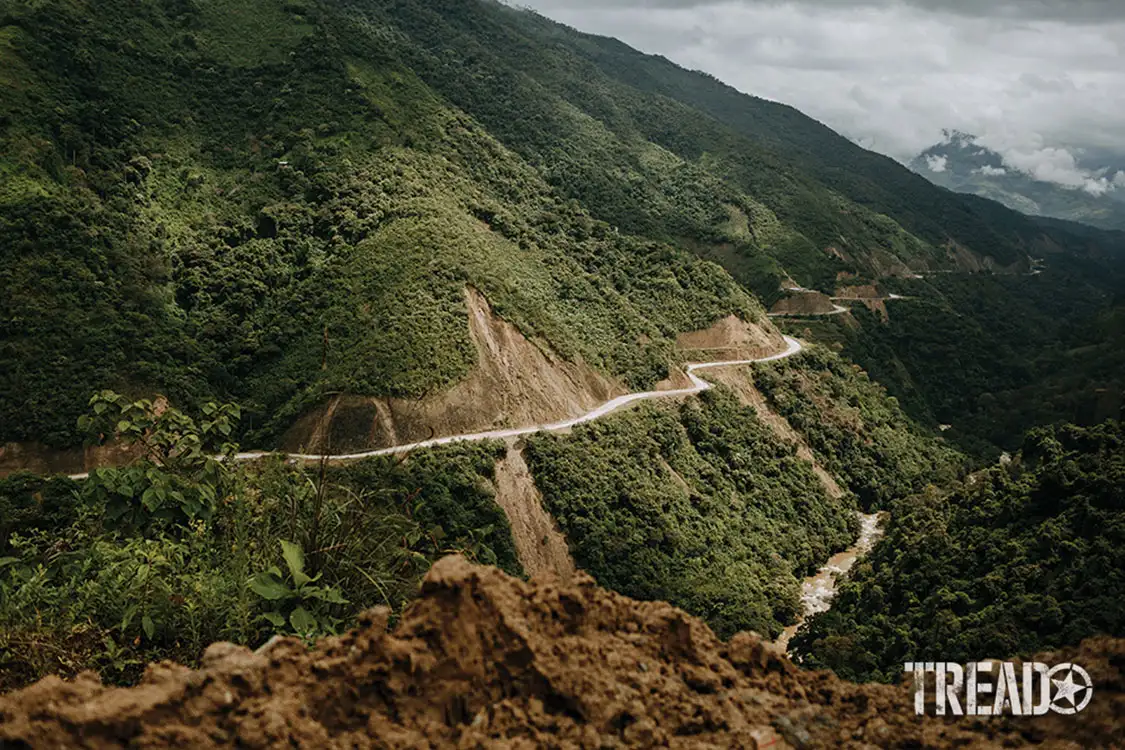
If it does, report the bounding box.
[2,557,1122,749]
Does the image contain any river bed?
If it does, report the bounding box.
[776,512,883,652]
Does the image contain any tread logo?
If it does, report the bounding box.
[904,661,1093,716]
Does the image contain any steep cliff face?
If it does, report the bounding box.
[2,557,1122,749]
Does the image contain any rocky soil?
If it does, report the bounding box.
[1,557,1122,749]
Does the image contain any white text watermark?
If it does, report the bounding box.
[904,661,1092,716]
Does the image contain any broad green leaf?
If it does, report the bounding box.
[315,586,348,605]
[142,615,155,639]
[280,540,310,586]
[249,571,291,601]
[141,487,160,512]
[261,611,286,627]
[120,605,137,633]
[289,607,316,633]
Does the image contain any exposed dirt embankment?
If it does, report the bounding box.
[769,292,838,316]
[675,314,785,360]
[945,241,1031,274]
[283,288,625,454]
[833,284,882,300]
[491,445,576,581]
[0,440,141,479]
[3,557,1122,749]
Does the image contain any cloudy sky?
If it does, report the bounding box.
[511,0,1125,193]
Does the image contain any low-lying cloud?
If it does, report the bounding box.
[999,144,1116,195]
[975,165,1007,177]
[926,155,949,173]
[511,0,1125,192]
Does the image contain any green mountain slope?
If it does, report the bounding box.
[2,0,1122,456]
[793,421,1125,683]
[0,0,763,448]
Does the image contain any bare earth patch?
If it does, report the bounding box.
[491,445,576,582]
[2,557,1122,749]
[284,288,625,454]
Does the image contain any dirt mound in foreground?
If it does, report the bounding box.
[2,557,1122,749]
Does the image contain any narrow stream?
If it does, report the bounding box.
[776,512,884,652]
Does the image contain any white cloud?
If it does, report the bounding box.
[975,165,1007,176]
[1115,171,1125,189]
[999,146,1116,194]
[926,155,949,173]
[512,0,1125,191]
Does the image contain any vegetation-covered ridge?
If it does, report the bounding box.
[778,269,1125,456]
[5,0,1124,453]
[750,347,965,510]
[0,0,762,450]
[792,420,1125,683]
[521,346,963,639]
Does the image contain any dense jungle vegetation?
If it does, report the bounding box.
[4,0,1123,453]
[523,350,963,638]
[0,395,519,690]
[0,0,763,448]
[751,348,965,510]
[792,421,1125,683]
[781,269,1125,456]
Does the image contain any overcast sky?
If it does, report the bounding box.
[511,0,1125,193]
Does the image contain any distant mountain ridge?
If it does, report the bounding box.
[911,131,1125,231]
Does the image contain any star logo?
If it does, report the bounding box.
[1048,663,1094,715]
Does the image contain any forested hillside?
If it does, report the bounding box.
[522,347,960,640]
[0,0,763,450]
[4,0,1123,457]
[779,269,1125,455]
[3,0,1125,702]
[792,421,1125,683]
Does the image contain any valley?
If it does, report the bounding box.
[0,0,1123,739]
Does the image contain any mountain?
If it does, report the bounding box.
[2,0,1125,708]
[794,420,1125,683]
[2,0,1123,458]
[911,131,1125,231]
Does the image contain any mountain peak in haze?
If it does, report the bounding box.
[911,133,1125,230]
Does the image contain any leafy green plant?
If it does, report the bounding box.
[78,392,240,530]
[249,540,348,638]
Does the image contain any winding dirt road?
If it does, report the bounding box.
[767,306,849,318]
[67,336,804,479]
[232,336,805,464]
[68,335,884,640]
